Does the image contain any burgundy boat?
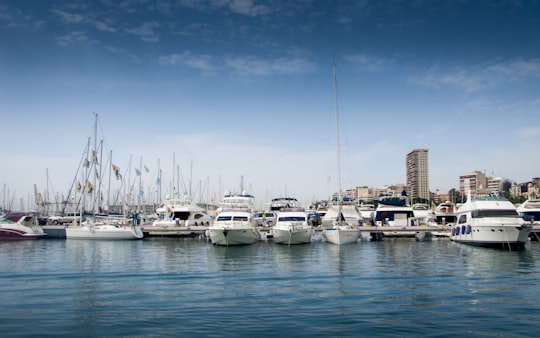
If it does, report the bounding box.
[0,212,47,240]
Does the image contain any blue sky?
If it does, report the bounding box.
[1,0,539,209]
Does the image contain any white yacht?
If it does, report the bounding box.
[450,192,531,250]
[207,192,260,246]
[152,195,212,228]
[374,196,415,227]
[516,199,540,224]
[272,207,313,245]
[433,201,457,225]
[66,215,143,240]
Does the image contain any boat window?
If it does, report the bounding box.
[458,215,467,224]
[233,216,248,221]
[472,209,519,218]
[217,216,232,221]
[278,216,306,222]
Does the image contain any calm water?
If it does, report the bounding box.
[1,236,539,337]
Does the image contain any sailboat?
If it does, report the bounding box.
[65,113,143,240]
[322,63,361,245]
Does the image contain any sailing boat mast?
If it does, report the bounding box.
[333,61,343,219]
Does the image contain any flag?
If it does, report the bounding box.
[112,164,121,180]
[91,150,98,163]
[135,168,141,176]
[166,206,173,220]
[144,165,149,173]
[83,159,90,168]
[76,181,81,191]
[155,177,161,185]
[139,188,144,196]
[87,181,93,193]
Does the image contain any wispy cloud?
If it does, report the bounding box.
[411,58,540,93]
[124,21,161,42]
[55,31,95,46]
[515,126,540,140]
[158,51,215,73]
[225,56,316,76]
[179,0,275,17]
[345,53,393,71]
[51,8,85,23]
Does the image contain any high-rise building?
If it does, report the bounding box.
[406,149,429,203]
[459,171,487,197]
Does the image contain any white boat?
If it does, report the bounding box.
[516,199,540,224]
[0,213,47,240]
[66,215,143,240]
[322,198,363,227]
[272,207,313,245]
[65,113,144,240]
[152,195,212,228]
[412,203,432,225]
[358,204,375,226]
[208,192,260,246]
[449,191,531,250]
[322,63,360,245]
[268,197,300,211]
[433,201,457,225]
[374,196,415,227]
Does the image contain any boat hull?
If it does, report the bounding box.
[208,227,259,246]
[272,227,313,245]
[66,225,144,240]
[0,228,46,240]
[450,223,531,250]
[322,227,360,245]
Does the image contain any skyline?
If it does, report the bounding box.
[1,1,539,209]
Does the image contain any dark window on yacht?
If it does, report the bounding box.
[279,216,306,222]
[458,215,467,224]
[217,216,232,221]
[471,209,519,218]
[233,216,248,221]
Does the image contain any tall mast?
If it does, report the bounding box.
[333,62,342,206]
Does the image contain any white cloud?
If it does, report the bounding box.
[225,56,316,76]
[158,51,215,73]
[411,58,540,93]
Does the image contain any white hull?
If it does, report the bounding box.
[66,224,144,240]
[450,222,531,249]
[272,227,313,245]
[208,227,259,246]
[322,227,360,245]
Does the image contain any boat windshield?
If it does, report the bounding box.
[278,216,306,222]
[472,209,519,218]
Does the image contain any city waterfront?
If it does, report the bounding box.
[1,237,539,337]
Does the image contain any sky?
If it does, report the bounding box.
[1,0,539,210]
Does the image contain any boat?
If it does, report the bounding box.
[66,215,143,240]
[322,197,363,227]
[516,199,540,241]
[358,204,375,226]
[0,212,47,240]
[449,191,532,250]
[269,197,300,211]
[272,207,313,245]
[65,113,144,240]
[517,199,540,224]
[374,196,415,227]
[433,201,457,225]
[322,63,361,245]
[207,192,260,246]
[412,203,432,225]
[147,195,212,236]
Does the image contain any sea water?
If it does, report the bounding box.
[1,236,539,337]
